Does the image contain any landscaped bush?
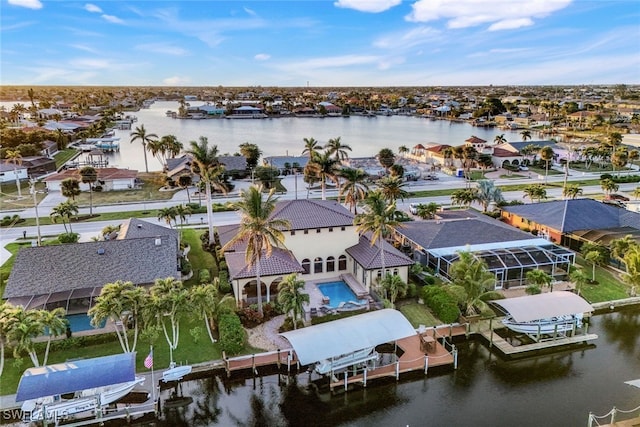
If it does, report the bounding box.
[421,286,460,324]
[218,312,245,356]
[278,317,304,332]
[180,258,192,275]
[199,269,211,284]
[310,308,367,325]
[219,271,231,293]
[1,214,23,227]
[58,232,79,243]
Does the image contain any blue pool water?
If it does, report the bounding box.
[317,281,367,309]
[66,313,104,332]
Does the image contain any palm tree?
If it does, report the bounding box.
[157,206,177,228]
[277,274,309,330]
[379,273,408,308]
[612,148,629,177]
[148,277,190,366]
[325,137,352,161]
[186,136,227,245]
[523,184,547,203]
[221,186,291,316]
[174,204,192,228]
[130,124,159,173]
[79,166,98,215]
[520,129,532,141]
[354,190,402,279]
[621,246,640,296]
[301,137,321,159]
[0,301,16,376]
[377,175,409,202]
[377,148,395,172]
[89,281,147,353]
[415,202,439,219]
[177,174,193,203]
[610,235,637,264]
[307,150,339,200]
[539,146,555,184]
[446,251,501,316]
[494,134,507,145]
[9,306,46,367]
[600,178,619,196]
[60,178,81,200]
[50,201,79,233]
[526,269,554,292]
[585,249,606,282]
[5,149,23,197]
[39,308,68,366]
[451,188,478,207]
[569,268,589,296]
[398,145,409,157]
[190,280,236,343]
[562,184,583,199]
[475,180,504,212]
[338,167,369,214]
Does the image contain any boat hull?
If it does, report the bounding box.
[162,365,192,382]
[502,314,583,335]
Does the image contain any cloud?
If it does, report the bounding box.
[254,53,271,61]
[69,44,99,54]
[373,26,442,50]
[243,7,257,16]
[135,43,188,56]
[406,0,572,30]
[102,14,124,24]
[84,3,102,13]
[7,0,42,9]
[334,0,401,13]
[163,76,191,85]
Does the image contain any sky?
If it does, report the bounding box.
[1,0,639,87]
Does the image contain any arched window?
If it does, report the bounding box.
[338,255,347,271]
[393,268,399,276]
[314,257,323,273]
[326,256,335,272]
[301,259,310,275]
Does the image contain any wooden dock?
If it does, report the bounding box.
[223,348,299,376]
[478,329,598,356]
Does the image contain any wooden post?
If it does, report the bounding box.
[424,355,429,375]
[287,351,292,373]
[453,346,458,369]
[277,349,281,369]
[363,367,368,387]
[395,361,400,380]
[489,318,494,348]
[611,407,617,424]
[465,322,470,338]
[344,371,348,392]
[449,324,453,340]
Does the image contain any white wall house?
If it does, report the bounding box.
[0,163,28,184]
[43,168,138,192]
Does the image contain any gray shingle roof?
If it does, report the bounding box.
[4,237,179,298]
[502,199,640,232]
[503,140,557,153]
[397,214,534,250]
[346,234,413,270]
[118,218,179,243]
[218,155,247,171]
[224,248,304,280]
[271,199,355,230]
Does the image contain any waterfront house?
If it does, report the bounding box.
[44,167,138,192]
[500,198,640,252]
[217,199,413,307]
[394,209,575,289]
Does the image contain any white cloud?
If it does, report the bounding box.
[7,0,42,10]
[84,3,102,13]
[254,53,271,61]
[163,76,191,85]
[373,26,442,50]
[135,43,188,56]
[102,14,124,24]
[243,7,257,16]
[406,0,572,30]
[334,0,401,13]
[69,44,99,54]
[69,58,111,70]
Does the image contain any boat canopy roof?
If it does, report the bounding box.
[490,291,593,323]
[280,309,416,366]
[16,353,136,402]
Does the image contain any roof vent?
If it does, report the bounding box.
[97,248,105,255]
[137,224,143,229]
[155,238,162,246]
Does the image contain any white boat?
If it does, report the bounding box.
[502,313,584,335]
[315,347,377,375]
[22,376,144,422]
[162,362,192,382]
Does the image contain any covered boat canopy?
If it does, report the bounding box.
[16,353,136,402]
[490,291,593,323]
[280,309,416,366]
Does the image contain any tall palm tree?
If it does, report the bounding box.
[221,186,291,316]
[451,188,478,207]
[177,174,193,203]
[539,146,555,184]
[157,206,177,228]
[494,134,507,145]
[621,246,640,295]
[377,148,395,172]
[354,190,402,279]
[307,150,339,200]
[0,301,16,377]
[379,273,408,308]
[8,306,43,367]
[78,166,97,215]
[325,137,352,161]
[446,251,500,316]
[189,280,236,343]
[520,129,532,141]
[277,274,309,330]
[301,137,321,159]
[50,201,79,233]
[376,175,409,202]
[338,167,369,214]
[600,178,619,196]
[130,124,159,173]
[475,180,504,212]
[562,184,583,199]
[526,269,553,292]
[60,178,81,200]
[39,308,68,366]
[523,184,547,203]
[148,277,189,366]
[186,136,227,245]
[5,149,23,197]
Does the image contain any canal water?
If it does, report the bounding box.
[153,307,640,427]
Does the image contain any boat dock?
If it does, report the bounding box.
[223,348,300,377]
[478,329,598,356]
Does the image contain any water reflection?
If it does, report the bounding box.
[145,309,640,426]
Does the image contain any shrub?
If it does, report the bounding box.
[58,232,79,243]
[218,313,245,356]
[180,258,192,275]
[526,285,542,295]
[1,214,22,227]
[199,269,211,284]
[421,286,460,324]
[278,317,304,332]
[237,306,264,327]
[406,283,418,299]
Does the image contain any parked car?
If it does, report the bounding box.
[606,194,630,202]
[603,199,626,208]
[518,165,529,171]
[424,174,439,180]
[409,203,420,215]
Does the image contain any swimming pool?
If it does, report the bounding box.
[66,313,104,332]
[317,281,367,309]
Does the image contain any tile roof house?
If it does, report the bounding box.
[4,230,180,311]
[501,199,640,251]
[218,199,413,306]
[394,209,575,289]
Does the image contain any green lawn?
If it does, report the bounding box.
[54,149,79,168]
[182,228,217,286]
[398,301,440,327]
[573,256,630,303]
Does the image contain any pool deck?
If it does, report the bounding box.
[303,276,372,316]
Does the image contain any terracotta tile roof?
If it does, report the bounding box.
[466,136,486,144]
[426,144,452,154]
[346,233,413,270]
[224,248,304,280]
[492,147,521,157]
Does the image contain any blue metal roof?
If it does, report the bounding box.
[16,353,136,402]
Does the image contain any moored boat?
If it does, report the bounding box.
[162,362,192,382]
[502,313,583,335]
